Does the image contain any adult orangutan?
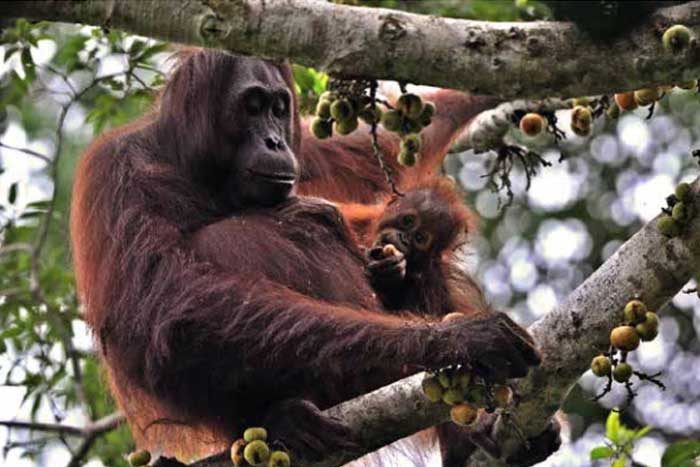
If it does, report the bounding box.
[70,48,540,463]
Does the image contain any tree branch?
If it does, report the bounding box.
[466,182,700,467]
[0,420,84,436]
[4,1,700,99]
[150,373,450,467]
[0,142,51,164]
[451,98,571,154]
[0,412,124,438]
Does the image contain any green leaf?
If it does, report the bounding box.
[136,42,169,62]
[606,411,621,444]
[1,29,20,45]
[0,326,22,339]
[618,425,636,446]
[8,182,18,204]
[2,70,30,107]
[106,79,124,91]
[107,29,125,49]
[128,39,146,58]
[3,45,20,62]
[55,34,89,72]
[662,441,700,467]
[19,210,44,220]
[15,19,30,39]
[20,47,36,83]
[590,446,614,460]
[634,425,652,440]
[25,200,50,210]
[612,458,627,467]
[292,64,315,93]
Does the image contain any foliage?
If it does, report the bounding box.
[0,19,167,466]
[662,440,700,467]
[589,411,650,466]
[590,412,700,466]
[292,64,328,115]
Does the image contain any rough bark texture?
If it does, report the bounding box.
[4,1,700,99]
[454,98,571,153]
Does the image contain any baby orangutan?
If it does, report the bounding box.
[363,178,560,467]
[365,178,487,319]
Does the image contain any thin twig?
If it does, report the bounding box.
[369,81,402,197]
[0,413,124,467]
[0,420,84,436]
[64,413,125,467]
[44,65,77,96]
[65,436,95,467]
[0,242,33,257]
[0,142,51,163]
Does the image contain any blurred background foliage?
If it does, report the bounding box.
[1,1,700,466]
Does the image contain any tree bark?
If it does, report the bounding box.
[4,1,700,99]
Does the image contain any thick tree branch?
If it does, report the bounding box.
[466,183,700,467]
[4,1,700,99]
[451,98,571,154]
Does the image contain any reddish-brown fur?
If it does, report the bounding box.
[69,49,535,462]
[364,178,485,316]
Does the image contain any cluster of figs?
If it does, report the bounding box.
[311,90,435,167]
[422,365,513,427]
[590,300,659,384]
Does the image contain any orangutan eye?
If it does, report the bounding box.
[414,230,432,249]
[401,215,416,228]
[272,93,290,118]
[244,88,267,116]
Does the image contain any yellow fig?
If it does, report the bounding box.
[128,450,151,467]
[450,403,478,426]
[591,355,612,377]
[244,440,271,466]
[610,326,640,352]
[519,112,546,137]
[268,451,291,467]
[613,362,633,383]
[244,427,268,443]
[422,377,444,403]
[662,24,692,52]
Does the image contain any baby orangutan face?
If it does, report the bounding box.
[371,186,468,263]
